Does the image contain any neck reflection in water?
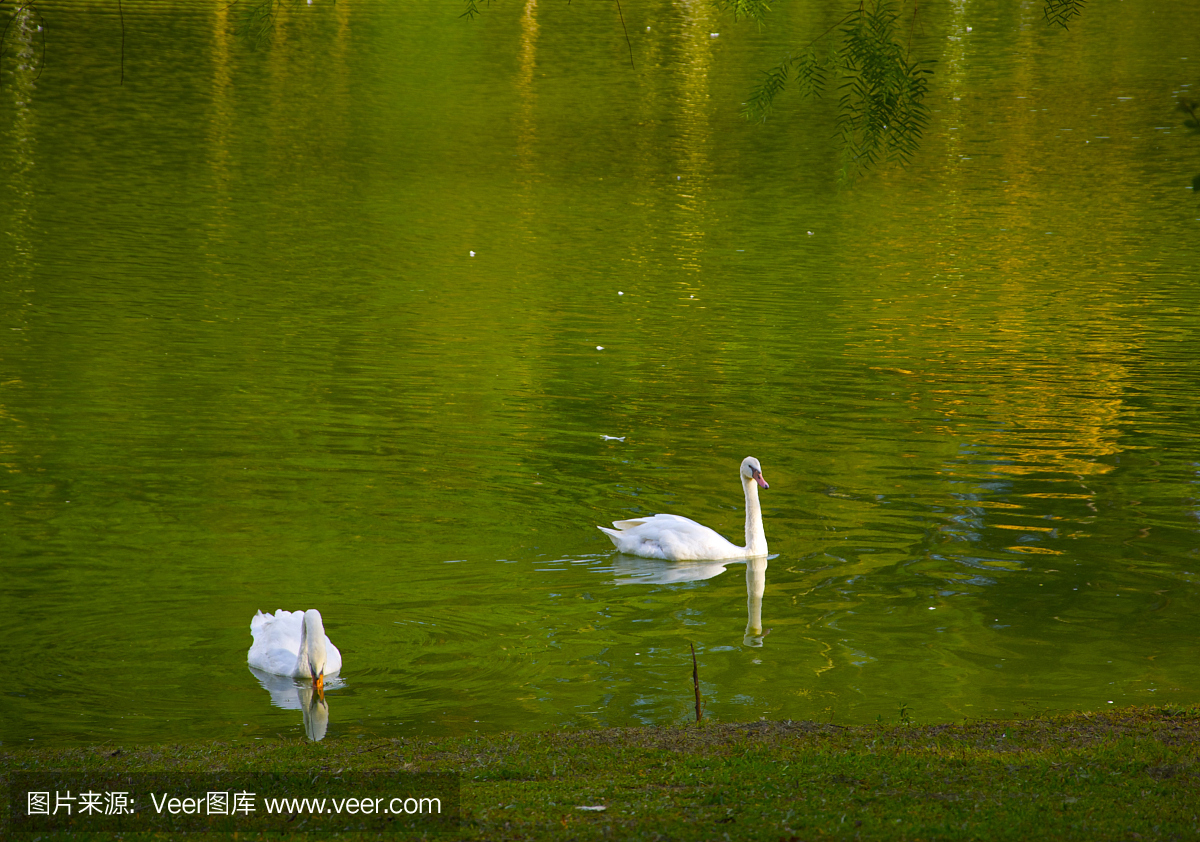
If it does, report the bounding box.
[613,554,770,648]
[248,667,341,741]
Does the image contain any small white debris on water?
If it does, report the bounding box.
[577,806,607,812]
[710,33,719,38]
[596,346,604,350]
[601,435,626,442]
[618,291,624,295]
[807,231,814,235]
[469,251,475,256]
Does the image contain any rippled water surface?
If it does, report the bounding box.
[2,1,1200,745]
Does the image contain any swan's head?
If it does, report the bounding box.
[301,609,329,695]
[741,457,768,489]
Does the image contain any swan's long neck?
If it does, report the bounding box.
[297,610,327,679]
[743,477,767,556]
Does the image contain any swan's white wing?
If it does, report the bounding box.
[248,609,305,676]
[599,514,745,561]
[248,609,342,678]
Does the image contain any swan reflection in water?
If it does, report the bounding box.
[247,667,345,741]
[613,555,770,647]
[246,609,344,742]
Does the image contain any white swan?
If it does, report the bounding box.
[247,609,342,693]
[598,456,769,560]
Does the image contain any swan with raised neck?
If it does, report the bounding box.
[598,457,769,561]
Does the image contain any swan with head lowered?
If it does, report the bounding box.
[598,457,769,560]
[247,608,342,695]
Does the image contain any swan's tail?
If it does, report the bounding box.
[599,518,652,544]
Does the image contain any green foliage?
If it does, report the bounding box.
[743,47,827,123]
[454,1,1090,179]
[1044,0,1087,30]
[461,0,494,21]
[836,1,933,179]
[715,0,773,26]
[737,1,1089,180]
[743,3,932,181]
[232,0,318,49]
[793,46,830,99]
[743,55,792,122]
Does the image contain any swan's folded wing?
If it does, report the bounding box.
[611,514,701,531]
[248,644,301,675]
[248,609,305,675]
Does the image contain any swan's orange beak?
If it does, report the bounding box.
[753,470,769,489]
[314,672,325,698]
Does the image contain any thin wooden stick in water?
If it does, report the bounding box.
[691,642,702,723]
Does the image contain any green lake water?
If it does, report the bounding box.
[2,0,1199,745]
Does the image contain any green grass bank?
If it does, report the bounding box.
[3,705,1197,840]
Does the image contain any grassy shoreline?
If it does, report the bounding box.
[3,705,1198,840]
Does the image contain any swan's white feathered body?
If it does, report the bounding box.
[248,609,342,680]
[598,457,769,561]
